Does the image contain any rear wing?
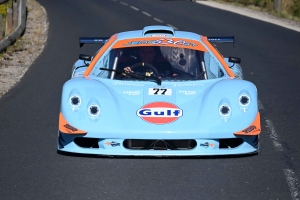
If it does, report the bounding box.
[79,37,110,47]
[207,36,234,47]
[79,36,234,47]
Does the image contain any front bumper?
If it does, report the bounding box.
[57,131,259,156]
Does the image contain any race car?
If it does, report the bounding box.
[58,25,261,156]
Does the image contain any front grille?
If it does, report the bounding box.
[123,139,197,150]
[74,137,99,148]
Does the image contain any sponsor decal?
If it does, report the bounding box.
[105,141,121,147]
[123,39,198,47]
[123,91,140,96]
[172,83,204,87]
[63,124,78,132]
[137,102,182,124]
[242,125,257,134]
[253,129,261,133]
[151,34,167,37]
[200,142,215,148]
[178,90,196,95]
[113,82,144,86]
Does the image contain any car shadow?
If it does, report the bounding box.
[57,150,258,159]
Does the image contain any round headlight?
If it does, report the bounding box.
[219,105,231,116]
[88,105,100,116]
[70,96,81,107]
[239,95,250,106]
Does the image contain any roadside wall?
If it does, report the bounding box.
[0,0,27,53]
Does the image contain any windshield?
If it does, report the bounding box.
[91,46,226,81]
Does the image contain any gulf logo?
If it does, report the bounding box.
[137,102,183,124]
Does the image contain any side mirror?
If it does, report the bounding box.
[228,56,241,64]
[79,54,92,61]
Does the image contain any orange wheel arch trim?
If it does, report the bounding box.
[201,36,235,77]
[83,34,118,77]
[234,112,261,136]
[59,113,87,135]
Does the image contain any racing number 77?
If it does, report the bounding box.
[153,88,167,95]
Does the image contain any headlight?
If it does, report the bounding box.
[69,95,81,107]
[219,104,231,116]
[239,95,250,106]
[88,104,100,116]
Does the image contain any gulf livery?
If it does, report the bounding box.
[58,25,260,156]
[137,102,183,124]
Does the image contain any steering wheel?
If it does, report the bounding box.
[129,62,160,77]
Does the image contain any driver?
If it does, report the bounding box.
[121,46,174,77]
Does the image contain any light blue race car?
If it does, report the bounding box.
[58,25,261,156]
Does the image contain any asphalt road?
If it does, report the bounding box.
[0,0,300,199]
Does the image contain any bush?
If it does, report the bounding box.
[0,0,13,17]
[255,0,273,10]
[221,0,300,19]
[292,0,300,18]
[0,4,7,16]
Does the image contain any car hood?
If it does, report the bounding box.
[61,77,258,138]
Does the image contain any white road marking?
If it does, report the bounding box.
[119,1,299,198]
[260,100,300,198]
[265,119,283,151]
[141,11,151,17]
[121,3,177,29]
[120,2,128,6]
[153,18,164,23]
[283,169,300,200]
[130,6,139,11]
[166,24,178,30]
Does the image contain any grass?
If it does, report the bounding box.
[0,0,13,16]
[0,0,47,56]
[0,37,22,58]
[0,0,13,38]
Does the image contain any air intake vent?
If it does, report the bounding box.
[144,30,174,36]
[123,139,196,150]
[142,25,175,36]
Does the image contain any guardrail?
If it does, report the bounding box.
[0,0,27,53]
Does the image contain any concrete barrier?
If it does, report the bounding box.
[0,0,27,53]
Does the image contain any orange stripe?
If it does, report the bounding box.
[59,113,87,135]
[201,36,235,77]
[112,37,208,51]
[83,34,118,77]
[234,112,261,136]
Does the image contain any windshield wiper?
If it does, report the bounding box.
[100,68,161,85]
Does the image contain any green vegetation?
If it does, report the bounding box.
[0,3,6,39]
[0,0,12,16]
[220,0,300,21]
[0,0,13,38]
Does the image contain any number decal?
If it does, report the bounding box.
[161,89,167,95]
[153,88,160,95]
[148,88,172,95]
